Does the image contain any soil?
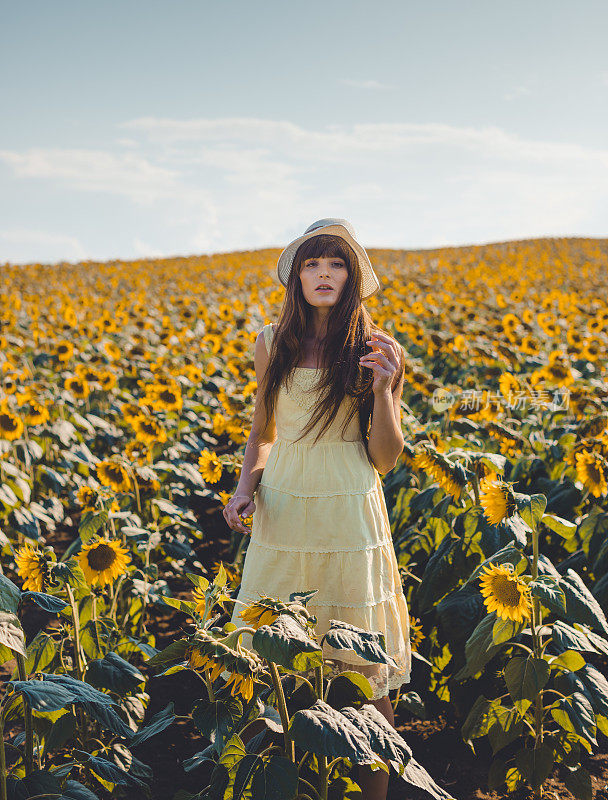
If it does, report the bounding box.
[3,504,608,800]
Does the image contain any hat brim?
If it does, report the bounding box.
[276,223,380,300]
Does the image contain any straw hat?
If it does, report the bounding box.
[276,218,380,300]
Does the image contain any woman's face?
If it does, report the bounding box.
[299,255,348,306]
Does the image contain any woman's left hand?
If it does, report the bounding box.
[359,331,401,395]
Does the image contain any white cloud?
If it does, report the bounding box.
[2,117,607,261]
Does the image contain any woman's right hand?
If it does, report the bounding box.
[222,492,256,534]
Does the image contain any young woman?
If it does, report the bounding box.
[223,218,412,800]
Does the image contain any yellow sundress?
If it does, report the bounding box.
[230,322,411,698]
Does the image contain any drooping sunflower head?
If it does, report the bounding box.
[187,629,266,702]
[478,563,531,623]
[479,474,517,525]
[15,542,52,592]
[575,450,608,498]
[76,485,98,510]
[239,599,282,630]
[77,538,131,587]
[409,617,424,652]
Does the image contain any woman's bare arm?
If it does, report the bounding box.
[222,329,277,533]
[364,337,406,475]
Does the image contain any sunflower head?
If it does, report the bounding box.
[478,563,531,623]
[15,542,54,592]
[77,537,131,587]
[479,474,517,525]
[187,629,266,702]
[409,617,424,652]
[239,599,282,630]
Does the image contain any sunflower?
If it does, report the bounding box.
[479,473,517,525]
[77,538,131,587]
[96,460,131,492]
[478,564,531,623]
[64,376,90,399]
[412,446,466,499]
[187,629,266,702]
[199,449,222,484]
[15,542,50,591]
[409,617,424,652]
[0,411,24,441]
[132,415,167,445]
[575,451,608,498]
[22,401,49,426]
[76,485,98,510]
[240,599,282,630]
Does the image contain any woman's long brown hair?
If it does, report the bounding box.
[258,234,405,466]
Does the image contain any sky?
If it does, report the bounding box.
[1,0,607,266]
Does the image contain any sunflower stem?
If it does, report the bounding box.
[16,654,34,775]
[65,584,85,680]
[203,668,215,702]
[471,471,480,505]
[0,710,7,800]
[530,522,544,799]
[268,661,295,763]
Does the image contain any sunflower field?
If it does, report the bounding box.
[1,237,608,800]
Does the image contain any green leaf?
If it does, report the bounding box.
[514,493,547,530]
[417,535,462,611]
[62,778,100,799]
[51,559,90,599]
[529,575,566,614]
[552,621,599,654]
[465,543,527,586]
[78,508,109,544]
[486,706,525,755]
[253,614,323,671]
[550,651,586,673]
[0,573,21,614]
[160,595,199,616]
[130,702,176,746]
[396,691,426,720]
[42,711,77,758]
[86,652,145,694]
[0,610,26,656]
[454,613,502,680]
[541,513,577,539]
[322,620,397,666]
[340,703,413,766]
[24,631,57,674]
[289,700,379,764]
[461,695,492,744]
[504,656,550,702]
[146,638,189,670]
[192,696,243,756]
[80,752,147,788]
[7,679,75,712]
[399,756,456,799]
[560,569,608,635]
[514,744,554,790]
[492,617,523,645]
[234,754,298,800]
[563,766,592,800]
[217,733,250,800]
[20,591,68,613]
[550,692,597,747]
[326,671,374,710]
